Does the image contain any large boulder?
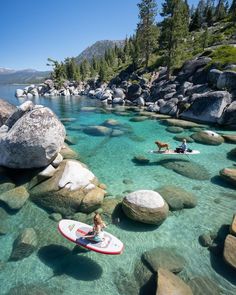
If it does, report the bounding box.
[181,91,231,123]
[208,69,222,88]
[10,228,37,261]
[223,234,236,270]
[122,190,169,225]
[218,101,236,127]
[126,84,142,101]
[30,159,105,215]
[0,98,17,127]
[177,56,212,81]
[156,268,193,295]
[191,130,224,145]
[217,71,236,91]
[222,134,236,143]
[157,185,197,210]
[142,247,186,273]
[0,104,66,168]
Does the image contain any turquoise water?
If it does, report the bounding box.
[0,85,236,294]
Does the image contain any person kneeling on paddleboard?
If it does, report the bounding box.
[84,213,106,242]
[175,138,192,153]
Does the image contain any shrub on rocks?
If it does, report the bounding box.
[122,190,169,225]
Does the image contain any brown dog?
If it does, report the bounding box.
[155,141,169,151]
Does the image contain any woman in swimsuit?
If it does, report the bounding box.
[84,213,106,242]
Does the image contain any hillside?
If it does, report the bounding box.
[0,69,50,84]
[75,40,125,64]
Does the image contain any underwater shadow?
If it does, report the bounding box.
[210,252,236,285]
[211,175,236,189]
[38,244,103,281]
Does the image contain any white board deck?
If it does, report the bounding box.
[148,149,200,155]
[58,219,124,255]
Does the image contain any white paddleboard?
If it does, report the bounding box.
[58,219,124,255]
[148,149,200,155]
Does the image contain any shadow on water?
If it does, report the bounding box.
[211,175,236,189]
[38,244,103,281]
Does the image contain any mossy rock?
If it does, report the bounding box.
[166,126,184,133]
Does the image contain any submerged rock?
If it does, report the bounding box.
[6,284,50,295]
[157,185,197,210]
[0,104,66,168]
[188,276,221,295]
[132,155,150,164]
[173,135,194,143]
[191,130,224,145]
[0,186,29,210]
[166,126,184,133]
[142,247,186,273]
[10,228,37,261]
[157,268,193,295]
[160,159,210,180]
[122,190,169,225]
[129,116,149,122]
[83,125,112,136]
[163,118,201,128]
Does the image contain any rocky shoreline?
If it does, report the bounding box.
[15,51,236,129]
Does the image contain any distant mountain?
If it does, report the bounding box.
[75,40,125,63]
[0,68,50,84]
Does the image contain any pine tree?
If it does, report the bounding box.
[189,8,202,31]
[215,0,227,21]
[136,0,158,68]
[230,0,236,21]
[130,37,141,71]
[159,0,189,78]
[47,58,66,87]
[80,59,90,81]
[99,59,109,82]
[201,25,209,50]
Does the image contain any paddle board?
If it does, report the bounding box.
[148,149,200,155]
[58,219,124,255]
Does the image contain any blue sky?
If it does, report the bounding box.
[1,0,197,71]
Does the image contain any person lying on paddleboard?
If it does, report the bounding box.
[175,138,192,153]
[83,213,106,242]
